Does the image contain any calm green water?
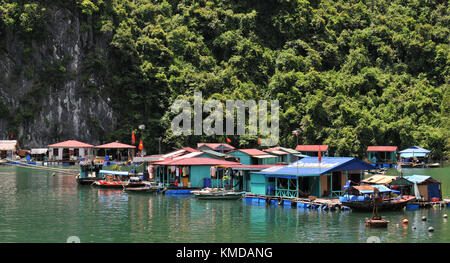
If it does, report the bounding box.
[0,164,449,243]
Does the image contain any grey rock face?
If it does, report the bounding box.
[0,6,115,148]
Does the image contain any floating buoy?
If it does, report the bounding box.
[402,219,409,224]
[422,216,427,221]
[428,226,434,232]
[444,214,448,218]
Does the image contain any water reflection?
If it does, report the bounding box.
[0,165,449,243]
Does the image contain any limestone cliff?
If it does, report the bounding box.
[0,4,115,148]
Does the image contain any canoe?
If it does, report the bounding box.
[193,190,244,200]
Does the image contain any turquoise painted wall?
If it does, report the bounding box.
[228,151,253,165]
[249,173,267,195]
[190,165,211,188]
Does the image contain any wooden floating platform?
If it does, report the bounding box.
[409,199,450,208]
[244,194,450,211]
[244,194,344,211]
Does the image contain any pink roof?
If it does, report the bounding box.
[197,143,235,150]
[48,140,94,148]
[154,157,241,166]
[233,148,269,156]
[181,147,200,153]
[95,142,136,149]
[367,146,398,152]
[295,145,329,152]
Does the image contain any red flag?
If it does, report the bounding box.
[257,138,261,145]
[226,137,231,143]
[132,130,135,144]
[10,133,13,139]
[318,146,321,163]
[138,139,143,150]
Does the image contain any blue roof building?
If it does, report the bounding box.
[249,157,374,198]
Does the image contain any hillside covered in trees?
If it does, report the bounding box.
[0,0,449,159]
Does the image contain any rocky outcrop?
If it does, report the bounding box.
[0,5,115,148]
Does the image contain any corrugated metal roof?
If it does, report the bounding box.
[233,148,268,156]
[265,150,288,155]
[197,143,235,151]
[404,175,432,184]
[367,146,398,152]
[95,142,136,149]
[201,149,228,157]
[154,157,241,166]
[362,175,399,185]
[354,185,393,194]
[48,140,94,148]
[295,145,329,152]
[173,151,204,160]
[399,146,430,153]
[0,140,18,151]
[256,157,374,176]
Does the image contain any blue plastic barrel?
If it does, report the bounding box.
[357,196,365,201]
[348,195,357,201]
[203,178,211,188]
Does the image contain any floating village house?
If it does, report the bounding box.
[94,141,136,162]
[152,157,242,189]
[227,149,278,165]
[399,146,430,165]
[249,157,374,198]
[366,146,398,168]
[295,145,329,157]
[30,148,48,161]
[0,140,18,159]
[401,175,441,201]
[47,140,94,162]
[263,146,302,164]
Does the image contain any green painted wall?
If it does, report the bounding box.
[228,151,253,165]
[249,172,268,195]
[190,165,211,188]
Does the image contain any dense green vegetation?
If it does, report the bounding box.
[1,0,449,159]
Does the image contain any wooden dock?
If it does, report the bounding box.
[244,194,450,211]
[244,194,344,211]
[409,199,450,208]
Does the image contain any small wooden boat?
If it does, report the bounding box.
[92,170,145,189]
[124,182,162,193]
[124,186,161,193]
[340,185,415,212]
[192,188,244,200]
[76,162,103,185]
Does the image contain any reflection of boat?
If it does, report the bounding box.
[92,170,145,189]
[340,185,415,212]
[192,188,244,200]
